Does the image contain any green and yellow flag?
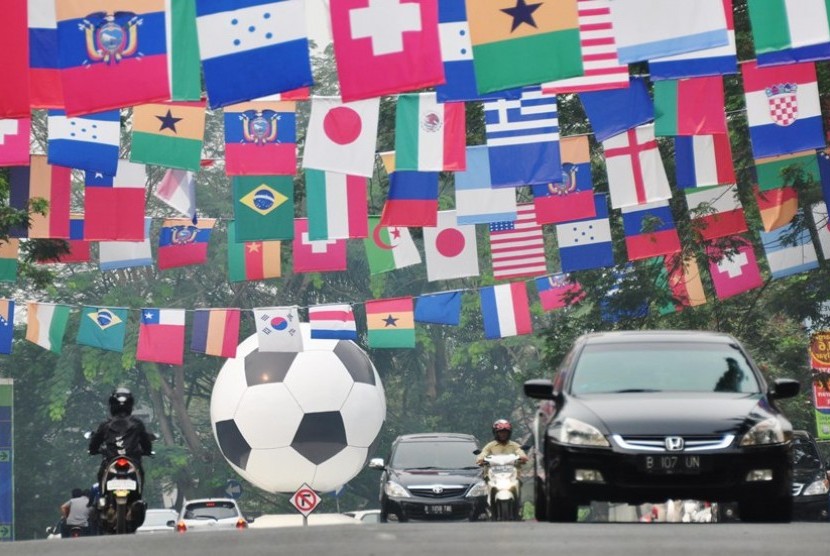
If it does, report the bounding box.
[0,240,19,283]
[366,297,415,349]
[232,176,294,242]
[76,306,128,352]
[130,101,205,171]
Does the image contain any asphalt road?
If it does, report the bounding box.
[5,522,830,556]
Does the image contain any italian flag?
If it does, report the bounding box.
[25,302,70,353]
[654,76,726,136]
[394,93,466,171]
[305,169,368,240]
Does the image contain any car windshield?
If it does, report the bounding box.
[390,440,478,469]
[792,437,822,467]
[141,511,176,527]
[183,501,239,520]
[570,342,761,395]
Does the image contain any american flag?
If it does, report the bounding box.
[541,0,630,94]
[489,204,547,280]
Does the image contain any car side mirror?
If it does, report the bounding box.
[368,457,385,469]
[524,379,558,400]
[166,520,176,528]
[768,378,800,400]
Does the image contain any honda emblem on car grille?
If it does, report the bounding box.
[665,436,685,451]
[432,486,444,494]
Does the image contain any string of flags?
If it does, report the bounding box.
[3,0,830,355]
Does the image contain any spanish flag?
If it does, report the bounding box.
[130,101,206,171]
[366,297,415,349]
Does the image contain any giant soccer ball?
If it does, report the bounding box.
[210,325,386,493]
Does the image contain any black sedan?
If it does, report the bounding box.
[525,330,800,523]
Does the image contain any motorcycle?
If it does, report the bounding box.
[482,454,523,521]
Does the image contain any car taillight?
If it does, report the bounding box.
[115,458,130,469]
[235,519,248,529]
[176,521,187,533]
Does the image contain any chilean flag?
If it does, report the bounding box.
[136,308,186,365]
[480,282,532,339]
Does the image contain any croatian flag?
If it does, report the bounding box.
[620,200,681,261]
[480,282,532,339]
[308,304,357,340]
[195,0,312,108]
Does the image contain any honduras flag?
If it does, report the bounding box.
[47,110,120,176]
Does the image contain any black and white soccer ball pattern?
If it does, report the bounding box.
[210,326,386,493]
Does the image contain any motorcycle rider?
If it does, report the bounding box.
[476,419,528,466]
[88,388,153,528]
[60,488,91,537]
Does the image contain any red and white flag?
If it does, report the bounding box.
[0,118,31,167]
[685,184,747,241]
[706,237,763,300]
[154,168,196,220]
[302,96,379,177]
[136,308,186,365]
[330,0,444,102]
[541,0,629,94]
[603,124,672,208]
[423,210,479,282]
[292,218,347,273]
[488,204,547,281]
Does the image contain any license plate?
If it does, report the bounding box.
[106,478,137,491]
[424,505,452,515]
[640,454,703,475]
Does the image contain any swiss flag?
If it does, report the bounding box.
[292,218,347,273]
[302,97,379,177]
[331,0,445,102]
[705,236,762,300]
[0,118,31,167]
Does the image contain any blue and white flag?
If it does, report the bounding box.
[578,77,653,143]
[414,291,462,325]
[436,0,521,102]
[47,109,120,176]
[195,0,313,109]
[99,218,153,272]
[760,220,819,280]
[453,146,517,225]
[555,194,614,273]
[484,86,560,187]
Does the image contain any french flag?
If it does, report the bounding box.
[621,200,682,261]
[480,283,532,339]
[674,134,735,189]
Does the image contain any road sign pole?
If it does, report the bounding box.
[303,515,308,528]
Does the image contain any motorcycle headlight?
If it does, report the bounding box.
[555,418,610,447]
[739,418,786,446]
[383,481,410,498]
[803,477,830,496]
[466,481,488,498]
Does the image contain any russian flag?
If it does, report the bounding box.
[28,0,63,108]
[480,282,532,339]
[136,308,186,365]
[621,200,682,261]
[674,134,735,189]
[378,170,439,227]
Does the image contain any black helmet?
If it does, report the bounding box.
[492,419,512,440]
[109,388,134,417]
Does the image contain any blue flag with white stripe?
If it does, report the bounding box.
[47,109,120,176]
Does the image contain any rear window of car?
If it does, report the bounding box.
[183,501,239,520]
[570,342,761,395]
[390,440,478,469]
[141,511,177,527]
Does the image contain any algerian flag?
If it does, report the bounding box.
[25,302,70,354]
[363,217,421,275]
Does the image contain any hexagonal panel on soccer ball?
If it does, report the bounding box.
[209,355,249,423]
[340,383,386,448]
[309,445,369,492]
[283,350,355,413]
[240,446,318,493]
[233,383,305,449]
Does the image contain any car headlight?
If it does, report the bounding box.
[739,418,786,446]
[383,481,410,498]
[555,417,610,447]
[466,481,488,498]
[803,477,830,496]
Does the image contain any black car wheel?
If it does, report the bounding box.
[379,504,389,523]
[534,478,547,521]
[545,476,578,523]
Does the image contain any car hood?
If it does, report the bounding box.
[389,467,481,487]
[566,392,770,436]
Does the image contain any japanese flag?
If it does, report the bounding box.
[302,96,380,177]
[423,210,479,282]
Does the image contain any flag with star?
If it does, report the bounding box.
[224,100,297,175]
[466,0,583,94]
[227,223,281,282]
[232,176,294,241]
[130,101,206,171]
[365,297,416,349]
[76,306,129,352]
[136,308,186,365]
[0,299,14,354]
